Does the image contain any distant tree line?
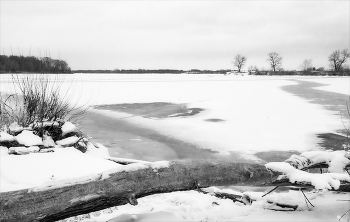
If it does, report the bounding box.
[232,49,350,76]
[0,55,71,73]
[74,69,231,74]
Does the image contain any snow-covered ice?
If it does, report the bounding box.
[62,74,345,160]
[303,77,350,95]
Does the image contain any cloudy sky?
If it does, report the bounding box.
[1,1,349,70]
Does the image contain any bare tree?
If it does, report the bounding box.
[299,59,313,71]
[267,52,282,72]
[328,49,350,72]
[232,54,247,72]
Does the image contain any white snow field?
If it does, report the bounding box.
[1,74,349,221]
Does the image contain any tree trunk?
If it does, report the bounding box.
[0,160,278,222]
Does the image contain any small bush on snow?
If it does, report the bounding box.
[0,74,91,130]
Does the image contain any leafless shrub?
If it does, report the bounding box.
[1,74,92,130]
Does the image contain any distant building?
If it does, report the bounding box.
[226,69,249,76]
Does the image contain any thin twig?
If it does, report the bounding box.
[301,190,314,208]
[262,186,279,197]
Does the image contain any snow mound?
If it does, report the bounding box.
[15,130,43,146]
[0,131,15,142]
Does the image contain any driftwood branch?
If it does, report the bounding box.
[197,188,246,204]
[197,187,298,210]
[0,160,279,222]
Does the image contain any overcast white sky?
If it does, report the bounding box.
[0,1,349,70]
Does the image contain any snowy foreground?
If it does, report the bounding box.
[1,74,350,221]
[1,141,350,222]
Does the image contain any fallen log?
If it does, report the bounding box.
[0,160,279,222]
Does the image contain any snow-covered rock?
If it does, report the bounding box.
[15,130,43,146]
[0,131,15,142]
[61,122,78,136]
[43,135,56,147]
[56,136,80,146]
[9,122,24,134]
[8,146,40,155]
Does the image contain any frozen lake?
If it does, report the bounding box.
[1,74,349,162]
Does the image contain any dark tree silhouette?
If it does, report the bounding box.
[232,54,247,72]
[328,49,350,72]
[0,55,71,73]
[267,52,282,72]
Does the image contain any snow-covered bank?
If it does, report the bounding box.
[0,147,119,192]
